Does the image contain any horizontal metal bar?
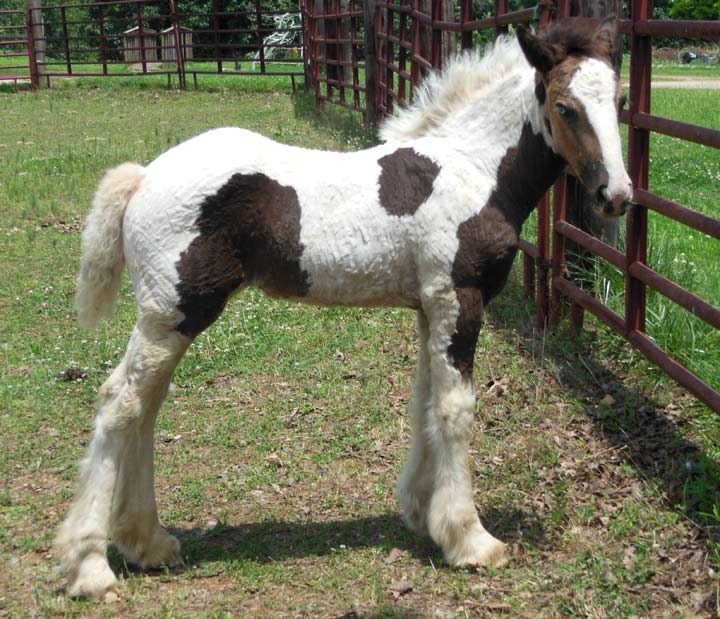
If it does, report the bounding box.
[318,77,366,92]
[628,261,720,330]
[632,112,720,149]
[634,19,720,40]
[554,221,626,270]
[409,9,432,25]
[553,276,626,335]
[518,238,540,261]
[634,190,720,241]
[380,2,413,13]
[627,330,720,413]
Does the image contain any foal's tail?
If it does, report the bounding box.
[77,162,145,328]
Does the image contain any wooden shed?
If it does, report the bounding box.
[161,26,193,64]
[122,26,158,64]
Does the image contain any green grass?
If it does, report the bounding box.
[0,78,718,617]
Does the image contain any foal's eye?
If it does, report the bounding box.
[556,102,577,120]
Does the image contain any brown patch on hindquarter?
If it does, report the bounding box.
[175,173,309,337]
[447,124,564,378]
[378,148,440,217]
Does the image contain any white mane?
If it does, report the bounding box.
[379,36,532,142]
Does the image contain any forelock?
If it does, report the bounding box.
[542,17,614,63]
[569,57,617,103]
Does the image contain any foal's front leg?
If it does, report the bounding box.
[423,287,506,568]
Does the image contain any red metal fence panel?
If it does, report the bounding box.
[0,9,34,91]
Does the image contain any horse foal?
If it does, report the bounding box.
[55,19,631,598]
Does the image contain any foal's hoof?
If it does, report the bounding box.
[65,553,119,599]
[124,529,184,570]
[142,531,183,569]
[448,531,508,570]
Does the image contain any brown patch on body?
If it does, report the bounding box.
[447,124,564,379]
[378,148,440,217]
[175,173,309,337]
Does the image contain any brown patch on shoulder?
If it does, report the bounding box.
[447,124,564,378]
[451,123,563,299]
[378,148,440,217]
[175,173,309,337]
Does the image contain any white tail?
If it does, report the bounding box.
[77,163,145,327]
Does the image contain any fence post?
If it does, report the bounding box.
[25,8,39,90]
[363,0,378,127]
[27,0,45,88]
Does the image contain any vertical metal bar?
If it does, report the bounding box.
[325,0,333,101]
[410,0,421,91]
[363,0,378,123]
[351,0,360,109]
[494,0,508,37]
[376,1,385,114]
[626,0,652,335]
[550,175,569,327]
[337,0,345,102]
[136,2,147,74]
[213,0,222,73]
[98,4,108,76]
[460,0,472,50]
[385,3,395,113]
[255,0,266,74]
[60,6,71,75]
[557,0,572,19]
[538,0,552,28]
[398,0,407,105]
[523,253,535,299]
[431,0,441,69]
[536,191,550,328]
[170,0,185,88]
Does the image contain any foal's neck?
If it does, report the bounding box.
[457,71,564,231]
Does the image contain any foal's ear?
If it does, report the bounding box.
[594,17,618,60]
[517,25,564,75]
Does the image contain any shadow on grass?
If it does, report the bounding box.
[110,506,546,571]
[486,277,720,546]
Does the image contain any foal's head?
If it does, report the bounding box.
[518,19,633,218]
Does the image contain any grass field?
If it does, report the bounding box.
[0,77,719,618]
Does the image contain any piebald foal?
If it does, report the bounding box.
[56,19,631,597]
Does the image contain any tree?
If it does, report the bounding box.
[669,0,720,21]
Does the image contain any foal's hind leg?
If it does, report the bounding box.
[397,310,433,533]
[54,316,190,598]
[422,288,506,568]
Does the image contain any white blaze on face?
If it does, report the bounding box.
[570,58,633,206]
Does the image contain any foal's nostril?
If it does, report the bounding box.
[597,185,610,203]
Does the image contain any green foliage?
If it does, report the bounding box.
[669,0,720,20]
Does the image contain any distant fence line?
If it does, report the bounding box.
[2,0,719,413]
[0,0,306,90]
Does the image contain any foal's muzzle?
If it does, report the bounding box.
[596,184,633,219]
